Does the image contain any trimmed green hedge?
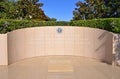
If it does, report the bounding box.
[0,18,120,33]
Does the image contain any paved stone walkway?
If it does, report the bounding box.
[0,56,120,79]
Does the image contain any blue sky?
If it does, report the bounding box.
[40,0,84,21]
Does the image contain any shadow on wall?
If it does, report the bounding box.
[98,31,108,40]
[95,31,113,64]
[114,34,120,66]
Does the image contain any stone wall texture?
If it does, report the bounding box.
[0,34,7,65]
[0,26,114,65]
[113,34,120,66]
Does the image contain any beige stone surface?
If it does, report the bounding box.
[0,34,7,65]
[48,56,73,72]
[0,56,120,79]
[7,26,113,64]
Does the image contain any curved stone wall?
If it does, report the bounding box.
[7,26,113,64]
[0,34,7,65]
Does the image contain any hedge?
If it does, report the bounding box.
[0,18,120,33]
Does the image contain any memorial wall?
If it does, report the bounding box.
[0,26,113,65]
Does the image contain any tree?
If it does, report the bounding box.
[0,0,7,2]
[0,1,19,19]
[0,0,48,21]
[73,0,120,20]
[47,17,57,21]
[49,18,57,21]
[0,0,6,12]
[104,0,120,17]
[17,0,48,20]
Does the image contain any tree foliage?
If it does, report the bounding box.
[0,0,48,21]
[73,0,120,20]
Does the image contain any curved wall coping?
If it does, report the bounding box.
[8,26,113,34]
